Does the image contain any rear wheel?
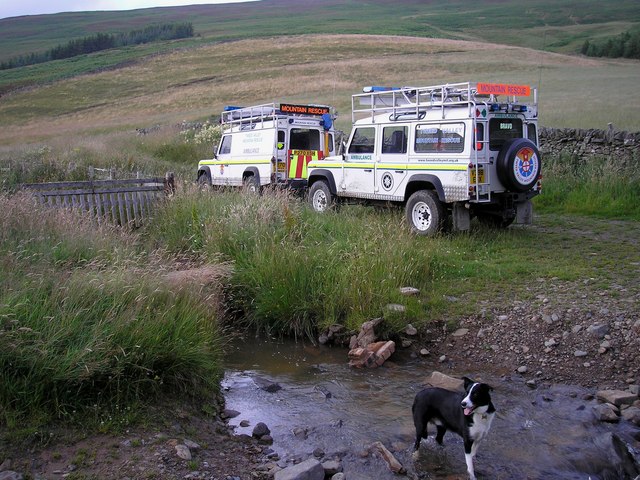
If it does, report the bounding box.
[309,180,333,212]
[197,171,211,190]
[243,175,260,193]
[405,190,444,236]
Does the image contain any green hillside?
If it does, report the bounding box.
[0,0,639,137]
[2,0,639,61]
[1,0,639,98]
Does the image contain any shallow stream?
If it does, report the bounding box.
[223,338,639,480]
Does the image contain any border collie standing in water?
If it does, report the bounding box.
[412,377,495,480]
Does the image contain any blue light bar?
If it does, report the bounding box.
[223,106,243,111]
[362,86,400,93]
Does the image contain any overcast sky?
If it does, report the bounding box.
[0,0,255,20]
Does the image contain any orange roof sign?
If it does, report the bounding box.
[477,83,531,97]
[280,103,330,115]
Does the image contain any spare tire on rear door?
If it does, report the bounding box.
[496,138,541,192]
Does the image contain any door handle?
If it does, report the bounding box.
[364,169,372,172]
[395,170,404,174]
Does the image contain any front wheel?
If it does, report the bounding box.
[308,180,333,212]
[405,190,444,236]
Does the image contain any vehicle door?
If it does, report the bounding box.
[211,133,233,185]
[275,129,287,182]
[376,125,408,198]
[343,126,376,194]
[287,128,322,180]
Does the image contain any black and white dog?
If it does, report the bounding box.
[412,377,495,480]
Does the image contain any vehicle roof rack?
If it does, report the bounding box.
[353,82,537,122]
[221,102,334,131]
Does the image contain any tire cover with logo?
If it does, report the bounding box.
[496,138,541,192]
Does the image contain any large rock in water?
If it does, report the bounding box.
[596,389,638,407]
[274,458,324,480]
[423,371,465,392]
[348,340,395,368]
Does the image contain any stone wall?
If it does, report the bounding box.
[539,125,640,161]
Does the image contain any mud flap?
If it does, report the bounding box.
[516,200,533,224]
[452,202,470,231]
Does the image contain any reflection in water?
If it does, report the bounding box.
[223,337,639,480]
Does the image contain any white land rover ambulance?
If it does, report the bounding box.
[197,102,338,190]
[306,82,542,235]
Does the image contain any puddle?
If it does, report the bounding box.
[223,338,640,479]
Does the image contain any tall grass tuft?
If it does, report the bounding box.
[0,192,134,268]
[0,271,222,427]
[535,153,640,220]
[148,188,444,338]
[0,193,223,428]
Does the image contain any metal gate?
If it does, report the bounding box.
[21,173,175,227]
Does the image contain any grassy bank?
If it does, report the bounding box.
[535,152,640,220]
[144,181,640,337]
[0,193,223,432]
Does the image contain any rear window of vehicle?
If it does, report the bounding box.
[290,128,321,150]
[489,118,523,150]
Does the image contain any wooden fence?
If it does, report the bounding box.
[21,173,175,227]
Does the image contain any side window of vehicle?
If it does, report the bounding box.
[328,133,334,154]
[527,123,537,145]
[348,127,376,154]
[489,118,523,150]
[382,126,408,154]
[415,123,465,153]
[277,130,285,150]
[219,135,232,155]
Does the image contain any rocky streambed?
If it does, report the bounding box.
[222,334,639,480]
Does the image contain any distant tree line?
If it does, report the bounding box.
[581,30,640,59]
[0,22,194,70]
